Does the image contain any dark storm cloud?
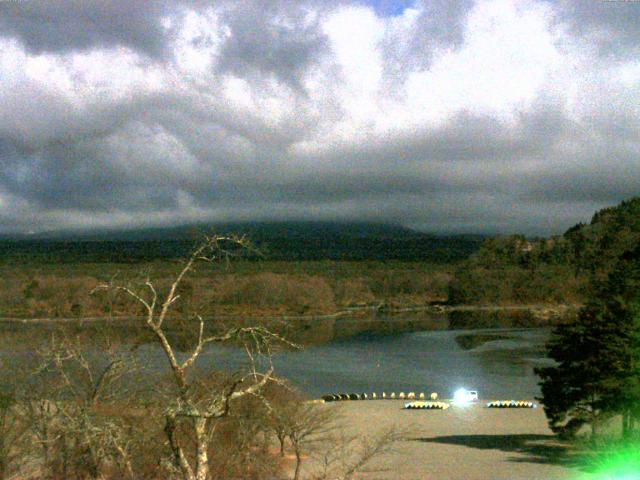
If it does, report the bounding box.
[553,0,640,59]
[517,145,640,205]
[379,0,474,87]
[0,0,638,235]
[0,81,161,151]
[0,137,174,212]
[1,109,523,216]
[0,0,174,57]
[520,173,640,205]
[215,1,329,91]
[176,105,592,209]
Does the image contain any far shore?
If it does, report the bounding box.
[0,303,579,347]
[0,302,579,323]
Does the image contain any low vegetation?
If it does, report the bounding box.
[0,260,453,319]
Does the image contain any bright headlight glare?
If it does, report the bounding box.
[453,388,470,405]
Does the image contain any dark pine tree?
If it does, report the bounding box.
[602,245,640,438]
[535,243,640,440]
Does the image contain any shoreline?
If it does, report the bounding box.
[0,304,577,347]
[0,302,579,323]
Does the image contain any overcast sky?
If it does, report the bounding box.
[0,0,638,236]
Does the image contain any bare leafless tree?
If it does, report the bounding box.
[0,391,29,480]
[309,426,406,480]
[93,235,293,480]
[263,384,404,480]
[28,329,141,479]
[265,395,336,480]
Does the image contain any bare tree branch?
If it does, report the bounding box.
[86,235,283,480]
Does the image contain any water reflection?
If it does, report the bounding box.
[286,328,550,398]
[197,328,551,399]
[0,319,551,401]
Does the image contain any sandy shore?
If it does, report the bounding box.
[312,400,592,480]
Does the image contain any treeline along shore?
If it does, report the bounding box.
[0,257,578,327]
[0,197,637,326]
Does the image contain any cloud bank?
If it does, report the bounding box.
[0,0,638,235]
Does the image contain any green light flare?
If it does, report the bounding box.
[585,444,640,480]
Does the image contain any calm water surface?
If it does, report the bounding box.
[197,327,553,399]
[1,322,553,400]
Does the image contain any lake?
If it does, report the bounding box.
[196,327,553,399]
[0,319,554,401]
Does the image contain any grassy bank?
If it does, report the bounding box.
[0,260,454,319]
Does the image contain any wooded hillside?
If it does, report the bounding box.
[449,197,640,305]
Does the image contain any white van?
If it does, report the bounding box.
[453,388,479,403]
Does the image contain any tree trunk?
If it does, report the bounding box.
[622,409,631,439]
[41,410,50,470]
[591,413,598,442]
[293,447,302,480]
[194,417,210,480]
[0,413,6,480]
[261,430,270,454]
[60,431,69,479]
[164,414,195,480]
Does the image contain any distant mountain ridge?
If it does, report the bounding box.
[0,221,485,263]
[1,221,427,241]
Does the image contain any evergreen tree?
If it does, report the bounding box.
[535,243,640,439]
[602,245,640,437]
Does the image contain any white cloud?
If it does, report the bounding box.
[167,6,230,79]
[323,5,384,118]
[405,0,561,122]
